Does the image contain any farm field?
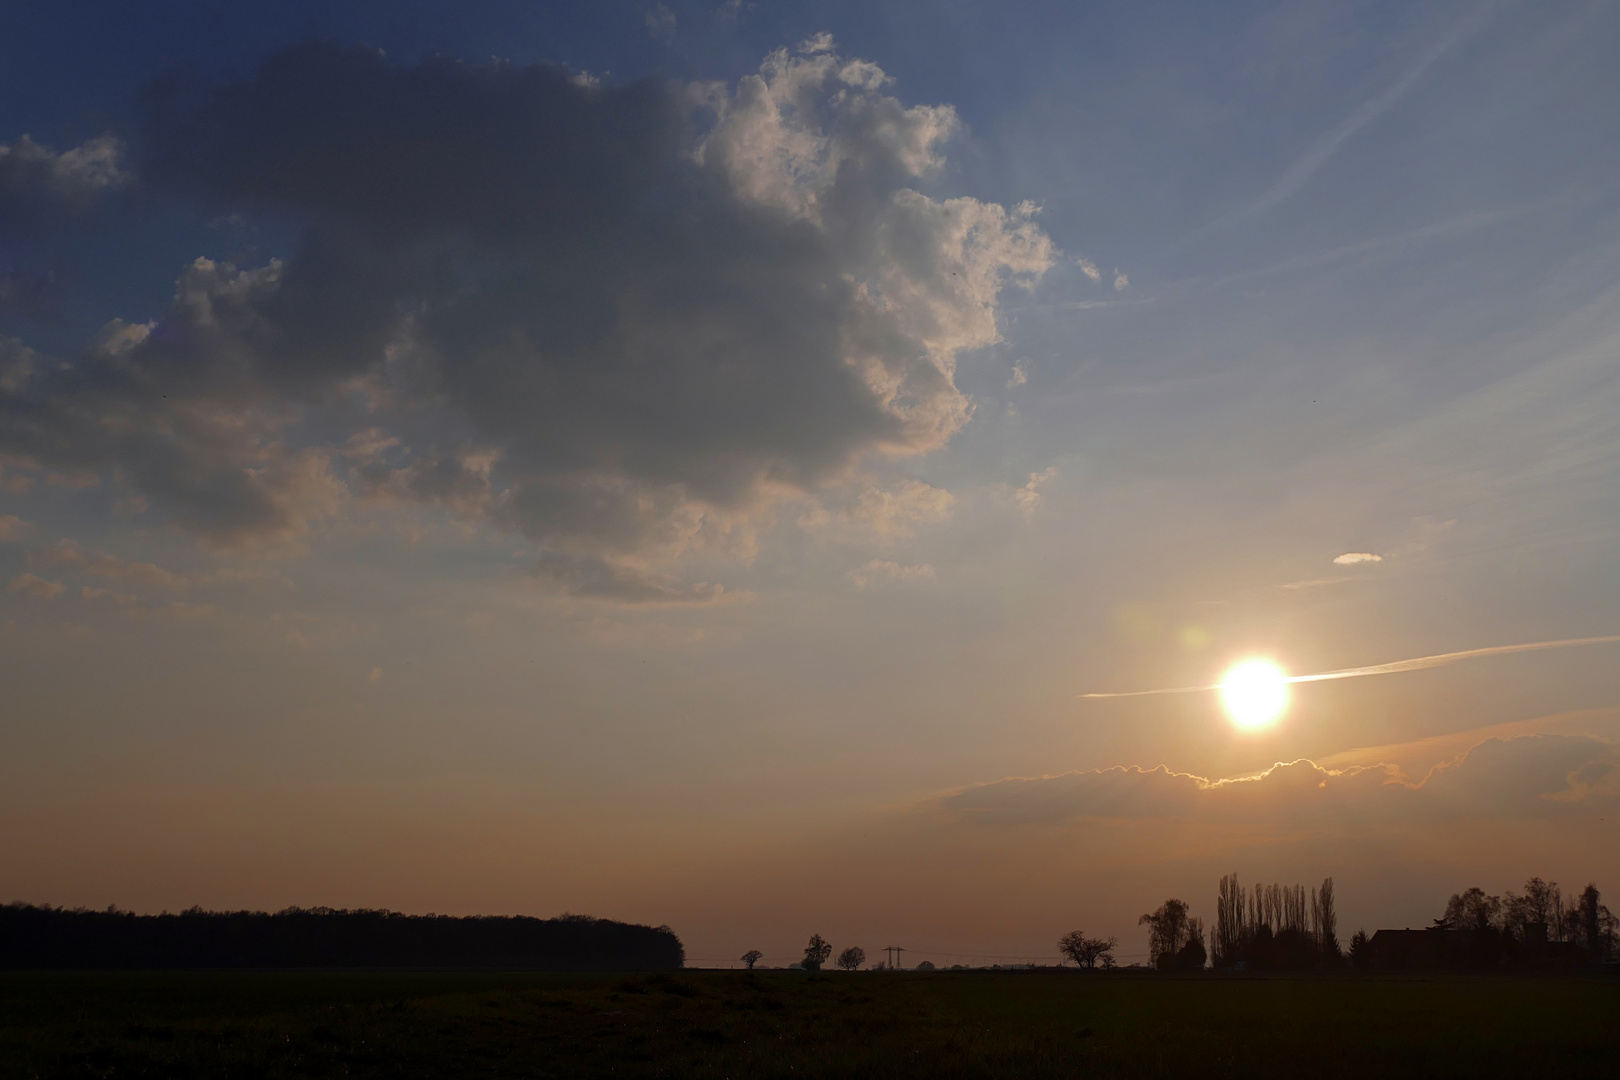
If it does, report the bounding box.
[1,969,1617,1079]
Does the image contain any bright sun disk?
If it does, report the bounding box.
[1219,659,1289,730]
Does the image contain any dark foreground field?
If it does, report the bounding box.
[2,969,1616,1079]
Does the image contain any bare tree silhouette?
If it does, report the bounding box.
[741,949,763,970]
[836,946,865,971]
[1057,930,1117,969]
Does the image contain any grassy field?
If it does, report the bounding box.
[1,968,1616,1079]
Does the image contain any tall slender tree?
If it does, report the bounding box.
[1213,873,1342,969]
[1215,874,1244,968]
[1311,878,1339,957]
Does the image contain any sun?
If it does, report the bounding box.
[1218,659,1290,731]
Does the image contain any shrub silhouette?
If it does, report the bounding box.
[1349,929,1371,969]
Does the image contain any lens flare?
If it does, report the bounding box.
[1218,659,1289,730]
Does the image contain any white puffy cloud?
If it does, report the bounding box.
[0,338,37,394]
[644,2,677,41]
[531,550,729,604]
[1075,257,1101,281]
[0,133,129,236]
[80,586,137,606]
[696,40,1052,455]
[156,601,214,620]
[1008,466,1057,517]
[1112,269,1130,291]
[33,539,188,589]
[0,40,1053,593]
[850,559,936,587]
[1334,552,1383,565]
[850,481,957,539]
[6,572,64,600]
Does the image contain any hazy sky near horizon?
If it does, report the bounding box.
[3,0,1618,966]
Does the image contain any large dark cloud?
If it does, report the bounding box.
[0,39,1052,582]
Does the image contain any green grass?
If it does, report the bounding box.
[1,969,1615,1078]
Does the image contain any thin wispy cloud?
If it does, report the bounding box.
[7,572,64,600]
[1193,3,1508,237]
[1274,575,1352,591]
[850,560,935,588]
[1079,634,1620,698]
[1199,202,1551,289]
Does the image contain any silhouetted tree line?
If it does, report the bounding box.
[780,935,880,971]
[1440,879,1614,956]
[1212,875,1340,970]
[1349,878,1618,969]
[0,904,684,970]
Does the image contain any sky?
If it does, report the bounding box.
[2,0,1618,968]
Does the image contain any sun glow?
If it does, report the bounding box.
[1219,659,1289,730]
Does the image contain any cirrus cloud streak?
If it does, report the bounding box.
[1080,634,1620,699]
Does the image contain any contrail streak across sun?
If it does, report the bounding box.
[1078,634,1620,699]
